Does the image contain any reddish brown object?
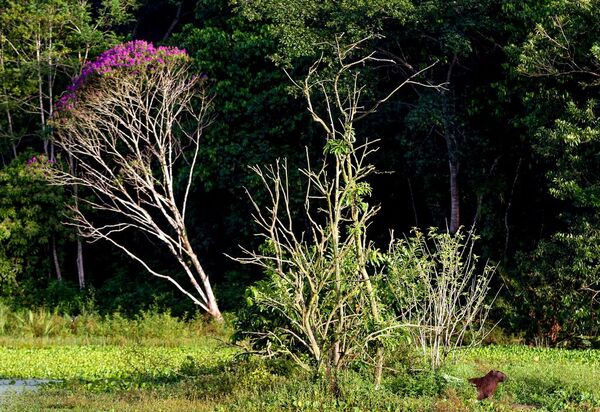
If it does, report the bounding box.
[468,370,508,400]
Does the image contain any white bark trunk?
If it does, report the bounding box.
[52,236,62,281]
[76,238,85,289]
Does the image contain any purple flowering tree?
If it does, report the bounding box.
[50,41,222,319]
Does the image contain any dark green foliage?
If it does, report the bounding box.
[0,153,70,297]
[172,0,312,188]
[169,1,315,303]
[93,268,197,317]
[510,0,600,342]
[235,0,413,66]
[32,279,90,314]
[232,276,288,348]
[0,0,597,343]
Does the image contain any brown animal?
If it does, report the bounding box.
[468,370,507,400]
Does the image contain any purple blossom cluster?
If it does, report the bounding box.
[26,155,54,167]
[55,40,189,113]
[26,156,39,165]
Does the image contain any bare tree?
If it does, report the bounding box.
[234,35,439,386]
[49,47,222,320]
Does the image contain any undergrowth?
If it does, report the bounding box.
[0,302,231,343]
[0,305,598,412]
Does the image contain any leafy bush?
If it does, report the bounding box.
[386,227,497,370]
[11,308,68,337]
[387,369,446,397]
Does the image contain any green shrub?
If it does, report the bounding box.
[11,308,69,337]
[0,305,225,342]
[387,370,446,397]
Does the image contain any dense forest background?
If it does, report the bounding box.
[0,0,598,345]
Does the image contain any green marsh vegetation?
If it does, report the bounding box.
[1,307,598,412]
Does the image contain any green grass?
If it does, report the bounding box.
[0,308,598,412]
[448,346,600,411]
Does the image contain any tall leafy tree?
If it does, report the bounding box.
[0,0,132,157]
[515,0,600,340]
[0,153,70,298]
[0,0,137,291]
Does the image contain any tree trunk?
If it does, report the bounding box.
[332,155,343,371]
[35,33,48,155]
[191,253,222,320]
[503,157,522,261]
[2,83,17,158]
[442,56,460,235]
[439,113,460,234]
[52,236,62,281]
[448,154,460,234]
[2,91,17,159]
[162,1,183,41]
[407,177,419,227]
[6,108,16,158]
[1,35,17,158]
[76,238,85,289]
[347,154,384,387]
[181,235,222,320]
[70,155,85,289]
[47,22,55,162]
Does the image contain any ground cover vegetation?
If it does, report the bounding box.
[0,310,598,411]
[0,0,599,410]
